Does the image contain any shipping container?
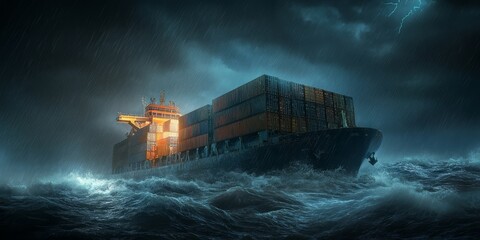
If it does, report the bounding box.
[305,101,316,119]
[292,99,306,118]
[292,117,307,133]
[212,75,286,113]
[266,94,279,113]
[182,75,354,146]
[179,120,209,140]
[179,105,211,128]
[333,93,346,110]
[267,112,280,131]
[334,108,344,127]
[163,119,178,132]
[178,134,209,152]
[316,104,326,121]
[324,91,334,107]
[278,79,292,98]
[156,138,169,157]
[279,97,292,116]
[149,123,157,132]
[305,86,315,102]
[265,75,279,95]
[214,94,266,128]
[314,89,325,104]
[346,110,356,127]
[280,115,292,132]
[213,76,267,112]
[147,132,156,142]
[247,76,267,97]
[325,106,335,123]
[214,113,269,142]
[156,136,177,157]
[151,123,163,133]
[292,82,305,100]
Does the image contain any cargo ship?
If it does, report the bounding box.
[112,75,382,177]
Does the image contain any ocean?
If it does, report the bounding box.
[1,157,479,239]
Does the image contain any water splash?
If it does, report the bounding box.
[1,157,479,239]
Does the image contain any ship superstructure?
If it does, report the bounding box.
[113,93,181,173]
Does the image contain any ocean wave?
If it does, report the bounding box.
[1,158,479,239]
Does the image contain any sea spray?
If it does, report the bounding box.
[1,159,479,239]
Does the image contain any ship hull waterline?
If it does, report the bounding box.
[113,127,382,179]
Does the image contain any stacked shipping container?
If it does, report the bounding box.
[144,123,177,160]
[178,105,212,152]
[213,75,281,141]
[178,75,356,152]
[211,75,355,142]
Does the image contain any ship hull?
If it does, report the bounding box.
[113,127,382,178]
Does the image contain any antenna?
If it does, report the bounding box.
[150,97,156,104]
[142,96,148,110]
[160,90,166,105]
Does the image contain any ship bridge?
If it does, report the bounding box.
[144,103,181,119]
[115,93,181,163]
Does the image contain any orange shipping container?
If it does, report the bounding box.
[214,94,266,128]
[178,120,209,140]
[156,138,169,157]
[305,86,315,102]
[267,112,280,131]
[214,113,269,142]
[280,115,292,133]
[292,117,307,133]
[314,89,325,104]
[178,134,209,152]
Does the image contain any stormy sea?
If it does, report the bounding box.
[1,156,479,239]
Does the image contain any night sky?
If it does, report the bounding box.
[1,0,479,181]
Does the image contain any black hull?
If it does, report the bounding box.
[114,127,382,178]
[240,127,382,174]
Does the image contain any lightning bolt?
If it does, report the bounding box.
[385,0,400,17]
[385,0,423,34]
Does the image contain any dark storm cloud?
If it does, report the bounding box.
[0,0,184,178]
[145,0,480,156]
[0,0,479,180]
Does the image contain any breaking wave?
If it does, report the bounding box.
[1,157,479,239]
